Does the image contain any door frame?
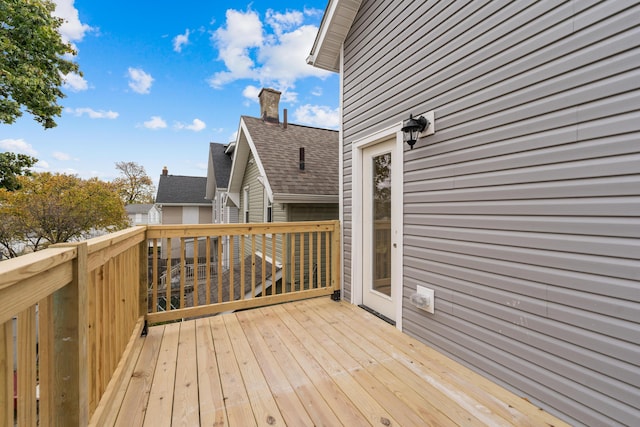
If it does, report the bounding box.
[351,122,404,331]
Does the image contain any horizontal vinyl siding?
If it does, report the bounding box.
[273,202,287,223]
[161,206,181,224]
[240,153,263,223]
[198,206,212,224]
[288,204,339,222]
[342,1,640,426]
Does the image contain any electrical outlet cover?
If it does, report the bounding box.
[416,285,435,314]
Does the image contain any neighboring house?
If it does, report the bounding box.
[225,87,339,289]
[205,142,235,225]
[308,2,639,427]
[226,88,339,224]
[155,167,210,258]
[205,142,237,268]
[125,203,160,226]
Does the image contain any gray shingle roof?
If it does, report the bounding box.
[242,116,339,196]
[156,175,208,204]
[125,203,154,214]
[210,143,232,189]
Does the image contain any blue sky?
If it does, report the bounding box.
[0,0,339,188]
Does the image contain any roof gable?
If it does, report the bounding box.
[227,116,339,203]
[206,142,233,199]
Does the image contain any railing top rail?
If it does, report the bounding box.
[85,226,147,254]
[0,246,77,291]
[0,245,78,324]
[146,220,339,239]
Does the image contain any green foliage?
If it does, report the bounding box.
[113,161,156,204]
[0,0,80,128]
[0,172,129,257]
[0,151,37,190]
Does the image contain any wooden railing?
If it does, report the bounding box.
[0,221,340,426]
[146,220,341,323]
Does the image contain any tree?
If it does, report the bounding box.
[0,151,37,190]
[0,172,128,256]
[0,0,81,128]
[0,205,22,258]
[113,161,155,204]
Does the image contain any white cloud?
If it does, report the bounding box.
[242,85,262,102]
[53,151,71,161]
[259,25,327,84]
[0,139,38,156]
[293,104,340,129]
[142,116,167,129]
[311,86,322,96]
[174,118,206,132]
[127,67,153,94]
[34,160,50,171]
[266,9,303,36]
[52,0,93,44]
[61,72,88,91]
[173,29,190,52]
[208,9,264,88]
[208,8,330,93]
[66,107,118,119]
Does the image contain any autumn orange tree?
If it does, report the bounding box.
[113,161,155,204]
[0,172,128,257]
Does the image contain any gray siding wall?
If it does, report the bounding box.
[289,203,339,222]
[240,153,263,223]
[342,1,640,426]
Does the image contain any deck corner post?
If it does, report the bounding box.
[52,241,89,426]
[0,321,12,427]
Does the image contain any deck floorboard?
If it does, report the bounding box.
[113,297,570,426]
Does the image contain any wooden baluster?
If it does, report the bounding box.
[180,239,186,309]
[217,237,223,304]
[240,235,245,300]
[193,238,199,307]
[271,234,277,295]
[166,237,172,312]
[205,237,211,306]
[251,235,256,298]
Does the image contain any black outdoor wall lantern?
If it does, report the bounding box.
[401,114,429,150]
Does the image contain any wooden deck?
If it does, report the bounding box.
[106,297,568,426]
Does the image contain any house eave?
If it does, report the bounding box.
[155,203,211,207]
[307,0,362,72]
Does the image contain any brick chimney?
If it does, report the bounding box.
[162,166,168,176]
[259,88,281,124]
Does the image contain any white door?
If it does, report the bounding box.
[361,138,396,321]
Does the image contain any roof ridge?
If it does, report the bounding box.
[241,115,338,132]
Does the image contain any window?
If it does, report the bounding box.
[265,198,273,222]
[243,186,250,223]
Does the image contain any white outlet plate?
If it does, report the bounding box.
[416,285,435,314]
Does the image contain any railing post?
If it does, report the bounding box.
[331,220,342,298]
[52,242,89,426]
[0,320,12,427]
[138,234,149,325]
